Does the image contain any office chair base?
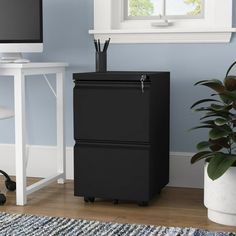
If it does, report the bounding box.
[5,180,16,191]
[0,194,6,205]
[0,170,16,191]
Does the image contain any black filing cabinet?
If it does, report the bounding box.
[73,72,170,206]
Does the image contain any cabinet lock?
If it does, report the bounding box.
[140,75,147,93]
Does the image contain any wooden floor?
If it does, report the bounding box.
[1,178,236,233]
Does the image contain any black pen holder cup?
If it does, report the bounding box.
[96,52,107,72]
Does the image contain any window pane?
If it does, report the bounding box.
[128,0,163,17]
[166,0,202,16]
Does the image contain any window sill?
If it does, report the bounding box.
[89,28,236,44]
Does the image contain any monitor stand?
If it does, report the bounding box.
[0,53,30,63]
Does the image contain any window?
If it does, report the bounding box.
[90,0,235,43]
[125,0,204,19]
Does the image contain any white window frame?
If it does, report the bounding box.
[89,0,236,44]
[124,0,205,20]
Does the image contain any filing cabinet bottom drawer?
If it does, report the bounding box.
[74,143,150,202]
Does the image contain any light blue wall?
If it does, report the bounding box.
[0,0,235,152]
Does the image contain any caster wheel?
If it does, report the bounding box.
[84,197,89,203]
[88,197,95,203]
[0,194,6,205]
[113,199,119,204]
[138,201,148,207]
[84,197,95,203]
[5,180,16,191]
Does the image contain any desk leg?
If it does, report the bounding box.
[56,71,66,184]
[14,72,27,205]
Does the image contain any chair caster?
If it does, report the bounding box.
[113,199,119,204]
[84,197,95,203]
[5,180,16,191]
[0,170,16,191]
[138,201,148,207]
[89,197,95,203]
[0,193,6,205]
[84,197,89,203]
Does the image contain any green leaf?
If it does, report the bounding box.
[207,153,236,180]
[200,114,229,120]
[221,125,232,132]
[191,151,212,164]
[211,104,224,111]
[210,137,230,149]
[226,61,236,77]
[197,138,228,152]
[213,110,232,116]
[209,126,231,140]
[202,110,232,118]
[196,141,212,151]
[194,79,221,86]
[220,91,236,101]
[211,104,232,111]
[191,99,221,109]
[194,79,225,93]
[214,118,228,126]
[224,76,236,91]
[194,107,214,112]
[189,125,214,131]
[201,120,215,125]
[220,94,233,105]
[209,144,223,152]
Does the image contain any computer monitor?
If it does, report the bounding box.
[0,0,43,62]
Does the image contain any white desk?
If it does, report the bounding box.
[0,62,68,205]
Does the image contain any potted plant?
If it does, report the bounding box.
[191,61,236,226]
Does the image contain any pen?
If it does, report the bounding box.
[103,40,107,52]
[98,39,101,52]
[94,39,98,52]
[104,38,111,52]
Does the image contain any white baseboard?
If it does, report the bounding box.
[169,152,204,189]
[0,144,204,189]
[0,144,74,179]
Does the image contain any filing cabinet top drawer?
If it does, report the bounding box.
[73,71,169,82]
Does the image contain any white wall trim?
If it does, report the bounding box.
[169,151,204,189]
[0,144,74,180]
[90,28,235,44]
[0,144,204,189]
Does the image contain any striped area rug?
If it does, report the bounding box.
[0,212,235,236]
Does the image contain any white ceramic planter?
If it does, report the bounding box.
[204,163,236,226]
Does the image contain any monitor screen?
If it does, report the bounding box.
[0,0,42,43]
